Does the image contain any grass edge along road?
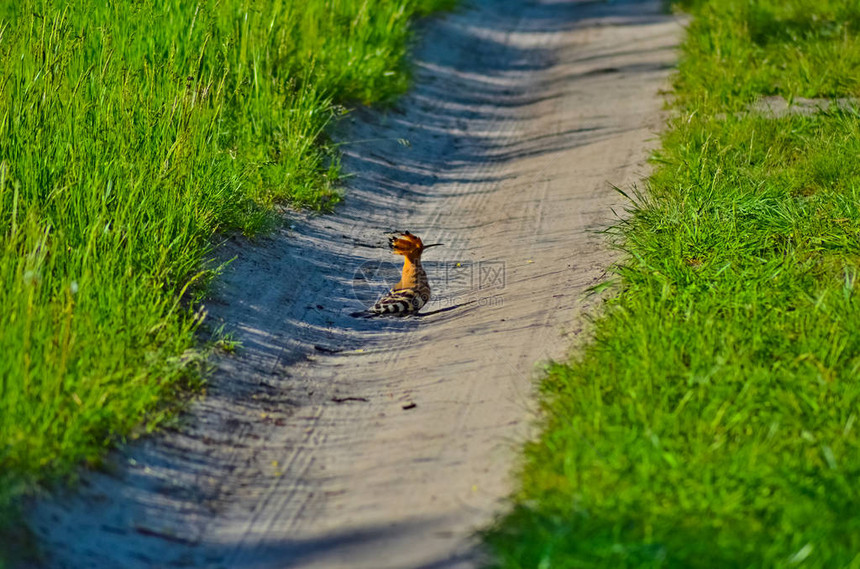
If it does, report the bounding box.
[485,0,860,567]
[0,0,454,563]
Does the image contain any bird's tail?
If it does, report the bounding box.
[350,309,380,319]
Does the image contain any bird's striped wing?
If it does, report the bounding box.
[370,288,425,314]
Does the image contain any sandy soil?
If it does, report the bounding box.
[28,1,682,567]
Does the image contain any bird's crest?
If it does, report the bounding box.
[388,231,425,257]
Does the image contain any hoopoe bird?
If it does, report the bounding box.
[366,231,443,316]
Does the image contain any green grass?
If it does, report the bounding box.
[0,0,454,559]
[485,1,860,568]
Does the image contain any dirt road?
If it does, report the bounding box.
[30,1,681,567]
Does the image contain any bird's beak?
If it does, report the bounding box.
[423,243,444,249]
